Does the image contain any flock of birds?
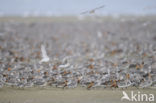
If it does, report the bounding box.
[0,16,156,89]
[0,41,155,89]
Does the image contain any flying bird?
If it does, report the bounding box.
[121,91,130,101]
[40,44,50,63]
[80,5,105,15]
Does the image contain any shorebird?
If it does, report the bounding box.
[97,31,103,38]
[118,74,133,88]
[87,81,94,89]
[140,73,153,88]
[59,63,70,68]
[40,44,50,63]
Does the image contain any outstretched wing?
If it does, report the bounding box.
[41,44,48,58]
[80,10,89,14]
[80,5,105,14]
[40,44,50,63]
[94,5,105,11]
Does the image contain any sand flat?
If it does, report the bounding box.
[0,87,156,103]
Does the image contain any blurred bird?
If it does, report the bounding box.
[59,63,70,68]
[80,5,105,15]
[40,44,50,63]
[140,73,153,88]
[87,82,94,89]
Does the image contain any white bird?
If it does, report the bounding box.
[118,80,133,88]
[97,31,102,38]
[40,44,50,63]
[140,75,153,88]
[121,91,130,101]
[140,80,152,88]
[59,63,70,68]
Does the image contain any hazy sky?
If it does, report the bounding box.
[0,0,156,16]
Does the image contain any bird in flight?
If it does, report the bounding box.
[80,5,105,15]
[40,44,50,63]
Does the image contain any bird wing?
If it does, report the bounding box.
[41,44,49,58]
[80,11,89,14]
[80,5,105,15]
[89,5,105,14]
[94,5,105,10]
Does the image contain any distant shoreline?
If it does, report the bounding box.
[0,15,156,22]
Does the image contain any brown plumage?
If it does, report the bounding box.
[7,67,12,71]
[111,80,118,88]
[88,64,94,69]
[126,74,130,79]
[87,82,94,89]
[63,80,68,88]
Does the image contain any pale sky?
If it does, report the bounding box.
[0,0,156,16]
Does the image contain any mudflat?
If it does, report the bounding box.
[0,87,156,103]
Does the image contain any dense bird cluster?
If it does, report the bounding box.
[0,17,156,89]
